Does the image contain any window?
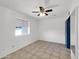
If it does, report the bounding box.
[15,19,30,36]
[15,27,22,36]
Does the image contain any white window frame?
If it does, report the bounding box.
[15,19,30,36]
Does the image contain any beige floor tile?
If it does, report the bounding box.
[29,55,39,59]
[1,40,71,59]
[50,55,59,59]
[60,55,71,59]
[52,52,60,57]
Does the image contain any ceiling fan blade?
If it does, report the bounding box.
[32,11,39,13]
[45,4,59,9]
[37,14,40,16]
[45,13,48,16]
[45,9,52,12]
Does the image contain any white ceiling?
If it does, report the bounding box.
[0,0,73,18]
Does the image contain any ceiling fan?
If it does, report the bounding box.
[32,5,58,16]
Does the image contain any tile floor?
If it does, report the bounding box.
[1,40,71,59]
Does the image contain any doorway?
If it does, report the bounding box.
[65,16,70,49]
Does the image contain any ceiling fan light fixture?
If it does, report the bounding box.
[32,5,57,16]
[40,13,45,16]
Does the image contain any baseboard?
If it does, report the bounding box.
[0,40,38,59]
[71,50,75,59]
[39,40,66,46]
[71,45,75,54]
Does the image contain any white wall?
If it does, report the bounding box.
[0,6,39,58]
[70,0,78,58]
[70,10,76,46]
[70,8,78,59]
[39,17,65,44]
[77,1,79,58]
[78,2,79,59]
[69,0,79,58]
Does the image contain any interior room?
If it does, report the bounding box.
[0,0,79,59]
